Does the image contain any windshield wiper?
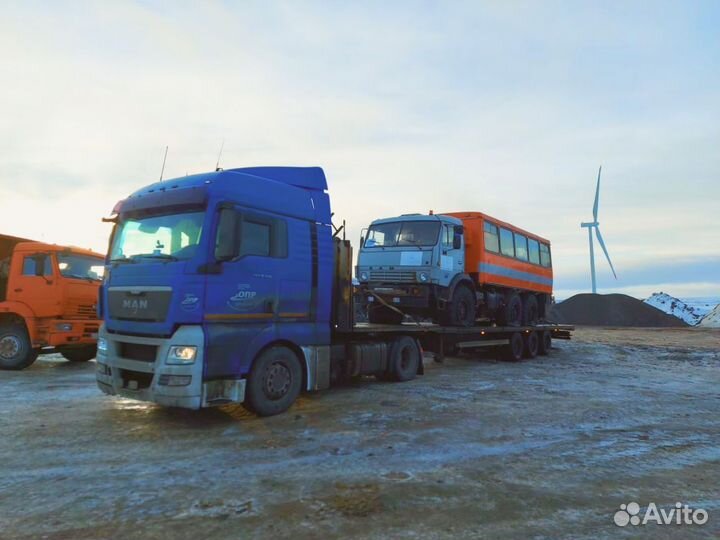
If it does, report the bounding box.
[64,273,99,282]
[110,256,136,264]
[400,239,424,250]
[135,253,179,262]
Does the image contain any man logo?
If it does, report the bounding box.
[122,298,148,313]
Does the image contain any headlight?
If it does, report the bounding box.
[359,271,369,282]
[97,337,108,352]
[417,271,429,283]
[55,323,73,332]
[167,345,197,364]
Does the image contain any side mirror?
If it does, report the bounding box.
[33,254,48,276]
[359,235,364,249]
[214,208,239,261]
[453,234,462,250]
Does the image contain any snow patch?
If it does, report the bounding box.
[699,303,720,328]
[644,292,706,326]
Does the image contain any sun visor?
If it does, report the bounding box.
[117,186,208,215]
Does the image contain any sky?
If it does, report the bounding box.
[1,1,718,299]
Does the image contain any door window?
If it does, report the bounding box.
[22,255,52,276]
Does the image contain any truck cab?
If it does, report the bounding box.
[0,235,104,370]
[96,167,335,415]
[356,214,472,325]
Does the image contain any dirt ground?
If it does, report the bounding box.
[1,328,719,540]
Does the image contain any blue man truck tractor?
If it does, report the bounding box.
[96,167,571,416]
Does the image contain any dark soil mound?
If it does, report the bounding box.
[548,293,688,327]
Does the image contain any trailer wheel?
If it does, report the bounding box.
[60,345,97,362]
[368,305,404,325]
[501,332,524,361]
[245,346,303,417]
[538,331,552,356]
[442,285,476,327]
[389,336,420,382]
[499,293,522,327]
[523,331,539,359]
[523,294,539,325]
[0,323,38,370]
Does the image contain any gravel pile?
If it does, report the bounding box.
[549,293,688,327]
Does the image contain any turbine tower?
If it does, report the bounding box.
[580,166,617,294]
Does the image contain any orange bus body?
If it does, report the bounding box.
[445,212,553,295]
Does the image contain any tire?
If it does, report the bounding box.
[538,331,552,356]
[368,305,404,325]
[388,336,420,382]
[441,285,476,327]
[0,323,39,370]
[523,295,539,326]
[501,332,524,361]
[523,331,539,359]
[245,346,303,417]
[60,345,97,362]
[499,292,522,327]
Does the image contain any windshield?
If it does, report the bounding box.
[365,221,440,248]
[110,211,204,262]
[57,254,105,281]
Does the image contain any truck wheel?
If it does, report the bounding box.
[501,332,524,361]
[523,294,539,325]
[245,346,303,417]
[499,293,522,327]
[523,331,539,358]
[442,285,476,327]
[368,305,404,325]
[0,323,39,370]
[388,336,420,381]
[60,345,97,362]
[538,331,552,356]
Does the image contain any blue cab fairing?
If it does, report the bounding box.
[102,167,333,382]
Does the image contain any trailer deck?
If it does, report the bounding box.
[337,322,574,361]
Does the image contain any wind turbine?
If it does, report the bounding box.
[580,166,617,294]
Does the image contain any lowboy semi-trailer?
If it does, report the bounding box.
[96,167,571,416]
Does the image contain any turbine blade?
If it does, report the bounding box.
[592,165,602,221]
[594,226,617,279]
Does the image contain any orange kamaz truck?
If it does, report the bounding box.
[0,234,104,370]
[356,211,552,327]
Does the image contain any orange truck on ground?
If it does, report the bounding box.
[0,234,104,370]
[356,211,553,327]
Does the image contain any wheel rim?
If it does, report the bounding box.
[264,361,292,400]
[0,335,21,360]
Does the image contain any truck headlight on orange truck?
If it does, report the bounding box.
[166,346,197,364]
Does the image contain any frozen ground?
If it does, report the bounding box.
[1,328,719,539]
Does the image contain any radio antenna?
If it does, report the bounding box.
[215,139,225,171]
[159,145,169,181]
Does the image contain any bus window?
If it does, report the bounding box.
[528,238,540,265]
[500,228,514,257]
[514,233,528,261]
[540,243,552,267]
[484,221,499,253]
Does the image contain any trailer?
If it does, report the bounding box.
[96,167,572,416]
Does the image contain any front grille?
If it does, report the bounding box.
[65,303,97,319]
[118,342,157,363]
[119,369,153,390]
[369,270,416,283]
[108,289,172,322]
